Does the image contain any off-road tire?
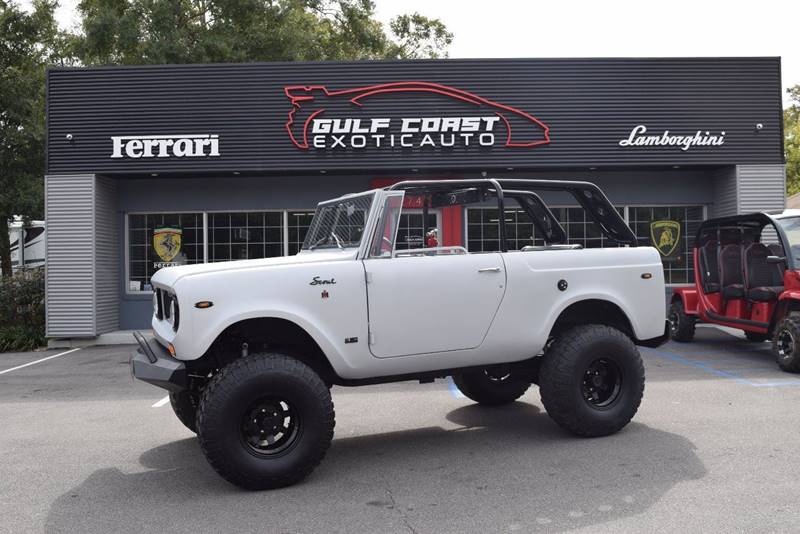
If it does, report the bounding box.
[668,300,695,342]
[169,390,198,433]
[197,353,335,490]
[744,331,769,343]
[773,314,800,373]
[539,324,645,437]
[453,370,530,406]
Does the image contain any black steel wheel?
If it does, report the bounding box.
[453,367,530,406]
[773,314,800,373]
[581,358,622,408]
[539,324,644,437]
[197,353,335,490]
[668,300,695,342]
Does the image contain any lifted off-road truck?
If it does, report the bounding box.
[131,179,668,490]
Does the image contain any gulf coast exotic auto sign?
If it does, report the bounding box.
[283,81,551,151]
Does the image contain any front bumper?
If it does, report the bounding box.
[130,331,187,392]
[635,320,670,348]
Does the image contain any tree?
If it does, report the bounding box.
[786,85,800,196]
[72,0,453,65]
[0,0,71,277]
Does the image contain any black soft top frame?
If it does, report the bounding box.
[388,178,637,251]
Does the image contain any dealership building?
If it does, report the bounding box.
[44,57,785,340]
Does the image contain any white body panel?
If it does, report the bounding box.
[150,190,666,381]
[364,253,506,357]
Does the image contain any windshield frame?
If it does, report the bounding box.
[301,191,378,252]
[774,215,800,270]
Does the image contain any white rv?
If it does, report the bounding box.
[9,218,45,272]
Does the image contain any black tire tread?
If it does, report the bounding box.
[669,300,695,342]
[539,324,645,437]
[744,331,768,343]
[197,353,335,490]
[452,372,530,406]
[169,390,198,433]
[773,314,800,373]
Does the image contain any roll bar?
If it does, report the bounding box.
[388,178,637,251]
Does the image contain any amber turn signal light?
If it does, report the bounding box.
[167,343,176,357]
[194,301,214,309]
[641,273,653,279]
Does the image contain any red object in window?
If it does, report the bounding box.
[369,178,464,248]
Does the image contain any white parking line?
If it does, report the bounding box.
[151,395,170,408]
[0,348,82,376]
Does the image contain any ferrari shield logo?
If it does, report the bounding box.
[153,227,182,262]
[650,220,680,257]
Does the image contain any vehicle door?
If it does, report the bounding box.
[363,192,507,358]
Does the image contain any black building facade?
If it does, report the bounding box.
[44,57,786,338]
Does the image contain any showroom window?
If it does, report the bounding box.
[208,211,283,262]
[467,208,534,252]
[127,212,204,292]
[396,211,439,250]
[127,210,309,293]
[287,211,315,255]
[467,207,624,252]
[466,205,703,284]
[629,206,705,284]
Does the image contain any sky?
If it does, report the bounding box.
[35,0,800,107]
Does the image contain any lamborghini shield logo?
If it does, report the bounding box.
[650,220,681,257]
[153,227,182,262]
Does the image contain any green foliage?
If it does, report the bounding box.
[0,268,46,351]
[0,0,72,276]
[72,0,453,65]
[786,85,800,196]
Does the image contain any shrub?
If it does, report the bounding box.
[0,268,46,352]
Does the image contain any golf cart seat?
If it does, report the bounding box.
[720,244,745,299]
[745,243,784,302]
[699,240,720,293]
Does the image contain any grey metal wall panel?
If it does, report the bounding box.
[712,166,738,217]
[94,176,119,334]
[47,57,783,174]
[45,174,97,337]
[736,164,786,213]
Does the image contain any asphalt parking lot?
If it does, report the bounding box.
[3,326,800,533]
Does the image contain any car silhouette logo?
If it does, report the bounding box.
[284,81,550,150]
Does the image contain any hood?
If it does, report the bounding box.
[150,249,358,288]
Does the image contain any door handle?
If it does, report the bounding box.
[478,267,502,273]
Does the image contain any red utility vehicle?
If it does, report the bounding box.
[670,211,800,373]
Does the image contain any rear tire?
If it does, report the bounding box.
[453,369,530,406]
[539,325,645,437]
[197,353,335,490]
[668,300,695,342]
[773,315,800,373]
[744,331,768,342]
[169,390,198,433]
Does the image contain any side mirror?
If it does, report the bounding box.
[766,255,786,264]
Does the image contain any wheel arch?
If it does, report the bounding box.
[548,298,636,341]
[671,287,698,315]
[769,296,800,334]
[197,316,341,384]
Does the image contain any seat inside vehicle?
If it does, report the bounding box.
[745,243,784,302]
[719,244,745,299]
[699,240,720,293]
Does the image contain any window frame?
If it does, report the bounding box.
[464,203,708,286]
[125,207,313,295]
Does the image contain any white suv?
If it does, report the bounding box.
[131,178,667,490]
